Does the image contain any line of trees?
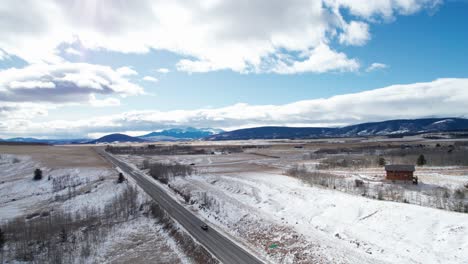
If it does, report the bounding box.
[285,165,468,213]
[142,160,194,184]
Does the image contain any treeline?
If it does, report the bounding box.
[142,160,194,184]
[309,143,468,168]
[285,165,468,213]
[106,145,207,155]
[105,144,244,155]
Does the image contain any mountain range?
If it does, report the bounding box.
[206,118,468,140]
[139,127,224,141]
[2,118,468,144]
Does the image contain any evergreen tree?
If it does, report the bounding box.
[117,173,125,183]
[0,227,5,249]
[378,157,386,166]
[417,154,427,166]
[33,168,42,181]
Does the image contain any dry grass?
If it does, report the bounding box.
[0,145,109,168]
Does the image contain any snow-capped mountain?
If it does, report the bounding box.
[139,127,224,141]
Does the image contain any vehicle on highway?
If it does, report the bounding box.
[201,224,209,231]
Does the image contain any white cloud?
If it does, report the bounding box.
[272,44,359,74]
[339,21,370,46]
[156,68,170,74]
[0,62,143,119]
[1,78,467,138]
[366,63,388,72]
[64,47,82,56]
[0,62,143,103]
[143,76,159,83]
[324,0,441,20]
[116,66,138,76]
[0,0,441,73]
[0,102,51,119]
[9,81,56,89]
[88,94,120,107]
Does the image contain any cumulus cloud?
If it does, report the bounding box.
[1,78,467,138]
[88,94,120,107]
[0,62,143,103]
[64,47,82,56]
[366,63,388,72]
[116,66,138,76]
[339,21,370,46]
[272,44,359,74]
[143,76,159,83]
[0,62,143,119]
[156,68,170,74]
[0,0,441,73]
[0,102,50,119]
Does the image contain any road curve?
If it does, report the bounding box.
[95,148,265,264]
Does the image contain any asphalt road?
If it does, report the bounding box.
[95,148,264,264]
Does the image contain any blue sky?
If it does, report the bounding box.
[0,0,467,138]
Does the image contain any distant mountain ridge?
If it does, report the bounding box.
[206,118,468,140]
[86,133,147,144]
[3,119,468,144]
[139,127,223,141]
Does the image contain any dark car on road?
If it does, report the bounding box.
[201,224,209,231]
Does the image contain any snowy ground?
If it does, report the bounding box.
[121,151,468,264]
[0,151,189,263]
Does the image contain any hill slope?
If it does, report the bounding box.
[206,118,468,140]
[139,127,223,141]
[87,133,147,144]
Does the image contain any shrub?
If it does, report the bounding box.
[416,154,427,166]
[33,168,43,181]
[355,179,364,188]
[453,188,466,200]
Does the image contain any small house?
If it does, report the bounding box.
[385,165,417,183]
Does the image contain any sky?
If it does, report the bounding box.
[0,0,468,139]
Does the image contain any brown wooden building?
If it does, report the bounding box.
[385,165,416,182]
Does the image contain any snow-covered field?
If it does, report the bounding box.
[0,154,118,221]
[0,151,189,263]
[170,172,468,264]
[121,151,468,264]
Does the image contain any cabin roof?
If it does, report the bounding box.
[385,165,415,172]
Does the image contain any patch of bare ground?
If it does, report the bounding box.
[0,145,109,168]
[245,223,328,263]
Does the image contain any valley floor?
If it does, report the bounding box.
[120,150,468,264]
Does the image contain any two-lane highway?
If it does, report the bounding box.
[95,148,264,264]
